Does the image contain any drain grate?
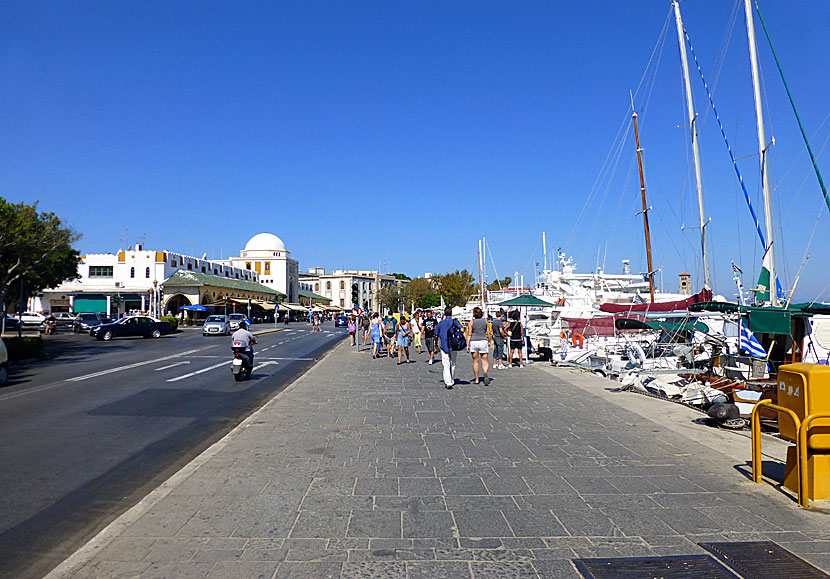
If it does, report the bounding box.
[700,541,830,579]
[573,555,739,578]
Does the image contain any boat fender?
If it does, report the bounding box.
[626,343,646,366]
[707,402,740,421]
[572,333,584,347]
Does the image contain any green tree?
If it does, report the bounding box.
[391,272,411,281]
[0,198,81,315]
[436,269,477,307]
[402,277,433,310]
[376,284,401,313]
[487,277,512,291]
[420,293,442,309]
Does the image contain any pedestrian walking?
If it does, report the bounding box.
[369,313,384,358]
[435,306,459,389]
[411,310,422,354]
[384,313,397,357]
[396,313,412,364]
[347,316,357,346]
[506,310,524,367]
[361,314,370,344]
[312,313,321,332]
[465,306,492,384]
[422,309,438,365]
[491,308,506,369]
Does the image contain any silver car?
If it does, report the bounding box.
[202,315,231,336]
[228,313,249,331]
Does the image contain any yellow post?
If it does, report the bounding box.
[750,400,802,505]
[798,413,830,508]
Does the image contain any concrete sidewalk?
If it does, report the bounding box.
[49,340,830,578]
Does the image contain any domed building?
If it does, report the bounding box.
[228,233,299,302]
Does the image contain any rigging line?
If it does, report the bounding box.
[683,27,767,251]
[784,128,830,221]
[566,8,671,254]
[699,0,742,133]
[754,0,830,216]
[485,239,501,290]
[779,110,830,188]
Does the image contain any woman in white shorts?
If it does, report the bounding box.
[465,306,492,385]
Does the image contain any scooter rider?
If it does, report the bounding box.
[231,319,257,368]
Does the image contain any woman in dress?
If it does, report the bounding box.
[396,314,412,364]
[370,313,384,358]
[506,310,524,368]
[411,311,422,354]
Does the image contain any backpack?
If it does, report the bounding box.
[447,319,467,351]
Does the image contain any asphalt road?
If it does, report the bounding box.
[0,323,345,579]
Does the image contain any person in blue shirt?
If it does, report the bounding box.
[434,306,458,389]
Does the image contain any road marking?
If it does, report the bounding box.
[278,341,286,345]
[167,361,227,382]
[66,348,210,382]
[253,361,279,371]
[257,357,313,361]
[155,361,191,371]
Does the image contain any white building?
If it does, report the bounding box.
[226,233,299,303]
[34,245,257,316]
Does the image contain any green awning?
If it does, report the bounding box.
[745,307,791,335]
[496,295,557,307]
[615,318,708,333]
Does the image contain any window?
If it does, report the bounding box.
[340,281,345,290]
[171,260,177,267]
[187,263,192,270]
[130,267,135,278]
[326,281,331,291]
[315,283,320,292]
[246,262,251,270]
[264,262,270,274]
[201,266,206,273]
[145,267,150,278]
[89,266,113,278]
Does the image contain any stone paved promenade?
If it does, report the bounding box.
[50,339,830,578]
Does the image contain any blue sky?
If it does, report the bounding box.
[3,1,829,301]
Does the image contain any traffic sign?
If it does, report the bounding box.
[352,308,361,317]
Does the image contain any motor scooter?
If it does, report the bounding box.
[231,340,252,381]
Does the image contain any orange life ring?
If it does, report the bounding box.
[560,331,568,340]
[572,333,584,347]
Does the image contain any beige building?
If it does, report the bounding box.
[300,269,405,312]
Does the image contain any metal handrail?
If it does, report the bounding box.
[798,412,830,509]
[751,400,803,506]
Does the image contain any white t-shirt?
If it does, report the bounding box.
[411,317,421,334]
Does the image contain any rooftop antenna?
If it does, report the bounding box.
[119,227,128,250]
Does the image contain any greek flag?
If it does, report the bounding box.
[739,320,766,358]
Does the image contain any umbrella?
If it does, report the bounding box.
[496,295,557,307]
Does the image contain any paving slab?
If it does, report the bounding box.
[47,341,830,578]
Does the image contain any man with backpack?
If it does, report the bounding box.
[435,306,465,389]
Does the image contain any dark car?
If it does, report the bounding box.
[334,315,349,328]
[73,313,110,333]
[90,316,173,341]
[2,316,21,332]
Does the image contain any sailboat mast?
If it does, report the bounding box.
[478,240,484,309]
[744,0,778,306]
[542,232,547,274]
[482,236,487,305]
[673,1,711,289]
[633,110,656,303]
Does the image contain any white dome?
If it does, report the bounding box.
[244,232,286,252]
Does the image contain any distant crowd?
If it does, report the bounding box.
[348,307,528,389]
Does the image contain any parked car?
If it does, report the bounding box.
[90,316,173,341]
[73,313,110,333]
[15,311,46,326]
[0,338,8,386]
[2,316,21,332]
[228,313,249,331]
[202,315,231,336]
[52,312,77,326]
[334,315,349,328]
